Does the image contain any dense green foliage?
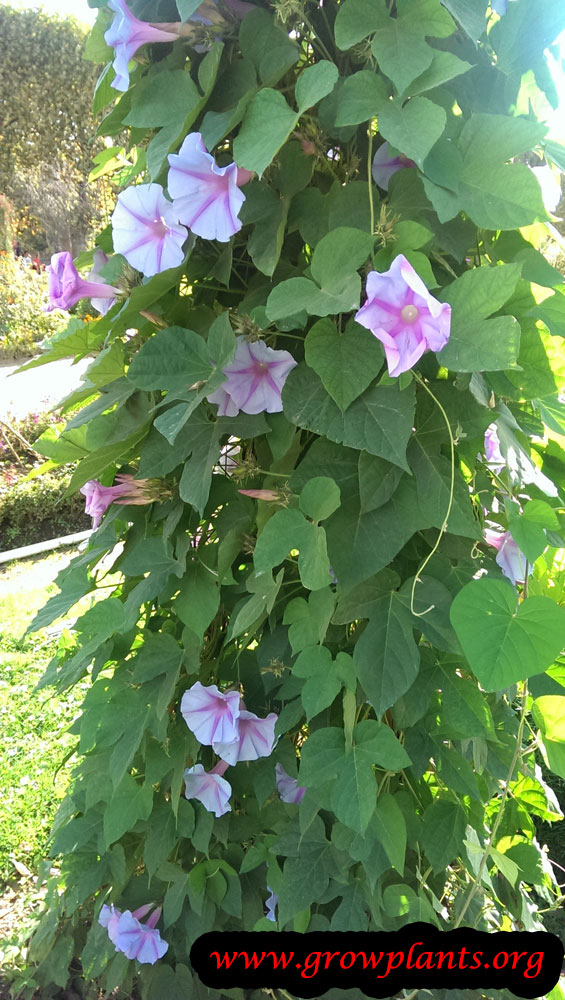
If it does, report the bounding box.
[16,0,565,997]
[0,253,60,359]
[0,4,101,255]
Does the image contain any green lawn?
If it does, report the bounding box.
[0,551,87,885]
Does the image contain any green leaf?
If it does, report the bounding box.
[522,499,560,530]
[353,592,420,717]
[239,8,299,87]
[178,410,222,516]
[175,561,220,639]
[283,364,415,471]
[377,97,446,167]
[372,792,407,873]
[103,775,153,847]
[508,514,547,565]
[283,588,336,654]
[295,61,338,113]
[334,70,389,126]
[124,69,201,130]
[440,665,495,738]
[127,327,213,393]
[421,800,466,871]
[300,723,409,832]
[311,227,375,288]
[233,89,298,177]
[437,264,522,372]
[176,0,203,19]
[305,319,384,411]
[450,579,565,690]
[371,25,434,96]
[330,881,368,931]
[267,274,361,318]
[408,438,479,537]
[358,453,404,514]
[439,0,486,43]
[293,646,353,720]
[240,182,289,277]
[299,477,341,522]
[229,569,284,639]
[120,536,179,578]
[533,696,565,743]
[404,50,472,98]
[397,0,456,37]
[326,477,432,590]
[334,0,387,49]
[277,819,341,925]
[254,508,331,591]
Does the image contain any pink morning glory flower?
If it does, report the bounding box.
[484,528,533,586]
[207,336,297,415]
[111,183,188,277]
[180,681,242,745]
[265,887,278,922]
[114,907,168,965]
[105,0,182,92]
[275,763,306,804]
[80,479,135,529]
[184,763,232,817]
[99,903,123,944]
[168,133,252,243]
[46,252,120,313]
[355,254,451,377]
[207,384,240,417]
[372,143,416,191]
[88,249,118,316]
[484,423,505,472]
[213,710,278,765]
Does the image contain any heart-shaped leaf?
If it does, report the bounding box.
[450,579,565,691]
[305,318,384,411]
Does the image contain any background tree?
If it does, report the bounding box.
[0,4,101,256]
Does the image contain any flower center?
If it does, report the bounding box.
[152,216,169,237]
[401,304,419,323]
[254,361,270,374]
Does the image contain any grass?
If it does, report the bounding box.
[0,550,88,885]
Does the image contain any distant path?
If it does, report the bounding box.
[0,357,90,420]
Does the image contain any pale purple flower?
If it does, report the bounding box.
[114,908,168,965]
[111,183,188,277]
[275,763,306,804]
[105,0,181,92]
[180,681,241,745]
[207,384,240,417]
[80,479,133,529]
[372,143,416,191]
[99,903,122,944]
[168,133,251,243]
[184,763,232,817]
[355,254,451,377]
[88,250,118,316]
[265,887,278,922]
[213,710,277,765]
[46,252,120,312]
[484,528,533,586]
[484,423,505,472]
[208,336,297,415]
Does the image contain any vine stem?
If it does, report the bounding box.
[367,126,375,236]
[453,684,529,928]
[409,372,455,617]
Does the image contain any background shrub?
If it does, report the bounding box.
[0,253,60,360]
[0,469,90,549]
